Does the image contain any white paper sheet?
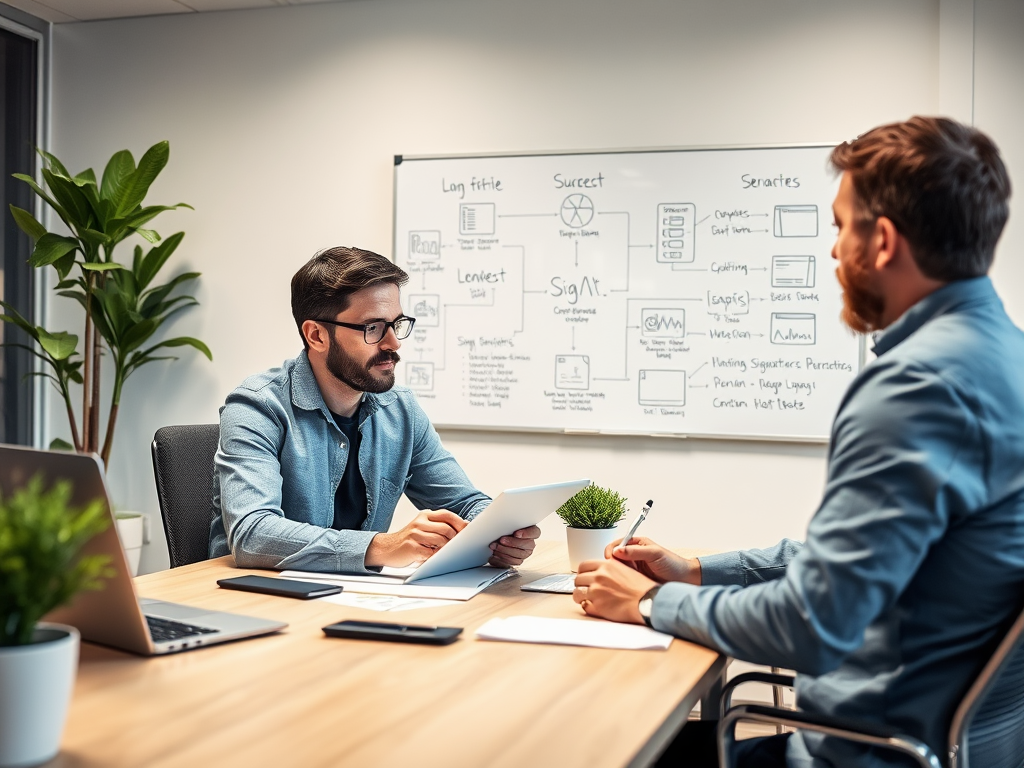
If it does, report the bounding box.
[280,566,513,601]
[475,616,673,650]
[317,592,462,612]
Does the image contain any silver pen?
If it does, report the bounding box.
[614,500,654,552]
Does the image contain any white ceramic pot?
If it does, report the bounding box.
[566,526,620,572]
[115,512,144,577]
[0,623,80,768]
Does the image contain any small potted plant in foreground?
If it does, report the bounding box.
[0,475,112,768]
[556,484,627,572]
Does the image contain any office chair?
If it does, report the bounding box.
[717,602,1024,768]
[151,424,220,568]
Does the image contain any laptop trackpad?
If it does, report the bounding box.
[140,598,212,621]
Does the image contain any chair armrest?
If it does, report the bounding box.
[717,704,943,768]
[719,671,796,719]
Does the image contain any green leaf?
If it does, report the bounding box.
[48,438,75,451]
[12,173,69,227]
[38,149,73,180]
[54,251,78,282]
[80,262,126,272]
[140,270,199,313]
[139,336,213,361]
[76,227,110,248]
[73,168,97,188]
[41,168,94,229]
[9,205,48,240]
[37,329,78,360]
[116,141,169,217]
[29,233,78,267]
[136,232,184,291]
[119,318,158,353]
[136,228,160,244]
[100,150,135,204]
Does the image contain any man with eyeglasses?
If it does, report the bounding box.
[209,246,539,572]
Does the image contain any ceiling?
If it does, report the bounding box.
[2,0,345,23]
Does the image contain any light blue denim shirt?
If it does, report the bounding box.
[209,351,491,572]
[651,277,1024,766]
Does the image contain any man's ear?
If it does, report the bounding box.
[872,216,902,271]
[302,320,330,353]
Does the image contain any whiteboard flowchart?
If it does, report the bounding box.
[393,145,862,441]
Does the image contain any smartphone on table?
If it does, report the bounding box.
[322,620,462,645]
[217,574,342,599]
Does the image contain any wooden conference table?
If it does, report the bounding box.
[51,542,727,768]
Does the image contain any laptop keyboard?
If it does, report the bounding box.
[146,615,219,643]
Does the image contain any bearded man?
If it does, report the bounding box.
[210,246,539,572]
[574,117,1024,767]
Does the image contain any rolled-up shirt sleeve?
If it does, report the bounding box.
[650,361,978,674]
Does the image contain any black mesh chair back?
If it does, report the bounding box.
[950,602,1024,768]
[151,424,220,568]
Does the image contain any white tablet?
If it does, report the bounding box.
[409,479,591,582]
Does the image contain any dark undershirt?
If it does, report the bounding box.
[329,408,368,532]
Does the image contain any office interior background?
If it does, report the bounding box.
[0,0,1021,575]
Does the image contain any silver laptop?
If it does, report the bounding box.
[0,444,286,655]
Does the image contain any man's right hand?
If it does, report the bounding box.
[365,510,468,568]
[605,536,702,585]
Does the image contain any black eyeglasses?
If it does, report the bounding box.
[315,316,416,344]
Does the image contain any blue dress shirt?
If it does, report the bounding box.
[209,351,491,572]
[651,277,1024,766]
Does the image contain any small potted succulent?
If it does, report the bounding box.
[0,475,112,768]
[556,484,627,572]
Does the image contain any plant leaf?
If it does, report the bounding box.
[49,437,75,451]
[115,141,169,217]
[12,173,69,227]
[37,329,79,360]
[9,205,48,240]
[100,150,135,204]
[138,336,213,361]
[136,232,184,292]
[29,233,78,267]
[80,262,126,272]
[41,168,94,229]
[136,228,160,244]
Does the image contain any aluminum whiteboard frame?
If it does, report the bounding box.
[391,141,867,445]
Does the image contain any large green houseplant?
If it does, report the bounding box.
[0,474,113,766]
[1,141,211,466]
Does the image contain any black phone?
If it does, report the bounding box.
[217,575,342,599]
[322,620,462,645]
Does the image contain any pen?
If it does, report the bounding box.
[614,499,654,553]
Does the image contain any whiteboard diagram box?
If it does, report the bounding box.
[406,363,434,391]
[641,308,685,338]
[773,205,818,237]
[770,313,816,345]
[460,203,496,235]
[408,231,441,260]
[657,203,695,263]
[408,294,440,327]
[638,370,686,406]
[555,355,590,390]
[772,256,816,288]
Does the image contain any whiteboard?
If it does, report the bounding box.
[392,145,861,442]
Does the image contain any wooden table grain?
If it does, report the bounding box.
[50,542,726,768]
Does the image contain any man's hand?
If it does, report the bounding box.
[572,557,658,623]
[365,510,467,567]
[488,525,540,567]
[605,536,702,585]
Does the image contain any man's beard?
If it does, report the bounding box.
[326,336,400,394]
[837,247,886,333]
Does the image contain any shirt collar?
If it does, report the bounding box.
[871,276,998,357]
[290,350,398,417]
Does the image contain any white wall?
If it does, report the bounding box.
[44,0,980,573]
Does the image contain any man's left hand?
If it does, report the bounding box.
[573,557,658,624]
[488,525,540,567]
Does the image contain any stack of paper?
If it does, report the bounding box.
[280,566,513,601]
[475,616,673,650]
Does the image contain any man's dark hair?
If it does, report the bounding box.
[291,246,409,347]
[830,116,1011,281]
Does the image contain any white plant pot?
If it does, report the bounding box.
[0,623,80,768]
[115,512,144,577]
[566,526,620,572]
